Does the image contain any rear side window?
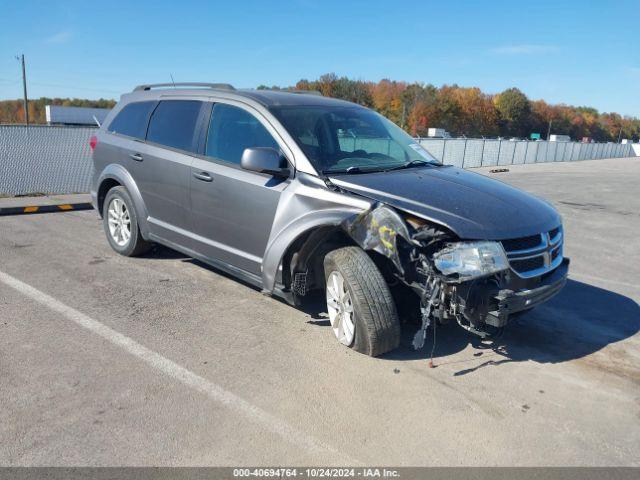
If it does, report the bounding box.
[108,101,156,139]
[146,100,203,152]
[206,104,279,165]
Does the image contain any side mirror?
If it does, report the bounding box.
[240,147,290,178]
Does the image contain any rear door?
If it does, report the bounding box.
[189,102,291,276]
[129,99,205,246]
[103,100,156,203]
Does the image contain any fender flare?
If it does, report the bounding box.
[261,208,362,292]
[96,164,151,238]
[261,204,416,293]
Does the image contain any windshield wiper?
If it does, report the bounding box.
[383,160,440,172]
[323,166,382,175]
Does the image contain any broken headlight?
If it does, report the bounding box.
[432,241,508,281]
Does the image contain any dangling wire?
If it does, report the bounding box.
[428,317,437,368]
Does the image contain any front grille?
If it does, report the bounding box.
[500,234,542,252]
[501,226,563,278]
[510,256,544,273]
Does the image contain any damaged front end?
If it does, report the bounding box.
[342,204,569,349]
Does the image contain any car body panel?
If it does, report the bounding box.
[190,156,289,275]
[328,166,561,240]
[261,173,371,291]
[128,140,194,247]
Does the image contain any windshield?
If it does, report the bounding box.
[269,105,440,174]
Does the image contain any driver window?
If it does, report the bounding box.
[206,104,279,165]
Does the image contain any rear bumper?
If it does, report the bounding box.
[485,258,570,327]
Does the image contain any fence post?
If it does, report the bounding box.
[480,138,486,167]
[461,138,467,168]
[510,141,517,164]
[523,140,529,164]
[441,138,447,164]
[496,139,502,166]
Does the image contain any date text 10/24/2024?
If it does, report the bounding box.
[233,468,400,478]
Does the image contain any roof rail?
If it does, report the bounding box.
[287,89,323,96]
[133,83,236,92]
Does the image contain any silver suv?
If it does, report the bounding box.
[91,83,569,356]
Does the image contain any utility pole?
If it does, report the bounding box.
[617,127,623,143]
[17,54,29,125]
[546,119,552,140]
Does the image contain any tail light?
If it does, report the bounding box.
[89,135,98,151]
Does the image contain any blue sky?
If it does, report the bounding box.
[1,0,638,116]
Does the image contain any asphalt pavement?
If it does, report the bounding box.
[1,157,638,466]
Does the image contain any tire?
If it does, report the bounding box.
[323,246,401,356]
[103,186,152,257]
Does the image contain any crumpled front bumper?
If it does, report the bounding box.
[485,258,570,328]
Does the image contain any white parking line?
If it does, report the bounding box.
[0,269,357,464]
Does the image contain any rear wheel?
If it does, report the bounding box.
[323,246,401,356]
[103,186,151,257]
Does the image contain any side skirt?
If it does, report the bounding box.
[147,233,293,303]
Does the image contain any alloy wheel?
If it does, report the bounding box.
[107,197,131,247]
[326,270,355,346]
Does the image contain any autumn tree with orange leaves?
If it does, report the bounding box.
[2,74,639,141]
[278,74,640,141]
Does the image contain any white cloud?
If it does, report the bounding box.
[489,44,559,55]
[45,31,72,45]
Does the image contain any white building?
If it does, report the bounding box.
[45,105,111,126]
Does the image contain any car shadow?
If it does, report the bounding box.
[382,279,640,374]
[139,245,639,373]
[141,244,191,261]
[141,245,268,292]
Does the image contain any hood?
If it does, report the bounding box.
[328,166,561,240]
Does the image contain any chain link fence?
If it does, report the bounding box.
[0,125,637,196]
[417,138,634,168]
[0,125,96,196]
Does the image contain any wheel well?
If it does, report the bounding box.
[281,227,354,292]
[282,226,402,295]
[97,179,121,216]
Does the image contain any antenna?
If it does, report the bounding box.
[170,74,176,89]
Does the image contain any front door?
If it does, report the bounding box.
[189,102,290,276]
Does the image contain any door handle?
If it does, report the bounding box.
[193,171,213,182]
[129,153,143,162]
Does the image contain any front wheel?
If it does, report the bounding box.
[324,246,401,356]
